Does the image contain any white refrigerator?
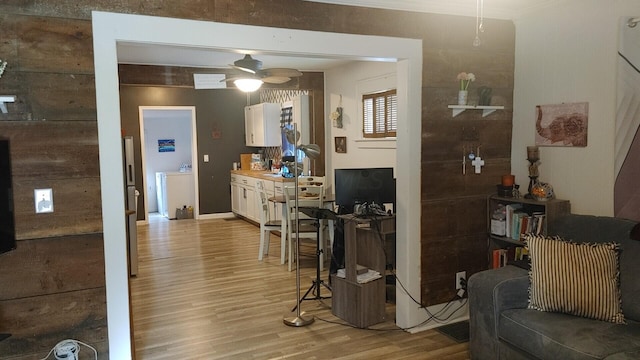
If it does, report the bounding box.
[156,171,194,219]
[123,136,139,277]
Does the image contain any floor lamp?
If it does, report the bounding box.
[283,124,320,327]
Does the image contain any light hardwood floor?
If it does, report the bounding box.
[130,215,470,359]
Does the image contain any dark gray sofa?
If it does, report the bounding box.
[468,214,640,359]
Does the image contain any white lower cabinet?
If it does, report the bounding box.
[230,174,264,223]
[230,175,242,215]
[245,185,257,222]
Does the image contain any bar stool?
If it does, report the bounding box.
[284,183,323,271]
[256,180,281,261]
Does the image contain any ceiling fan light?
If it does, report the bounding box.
[234,78,263,92]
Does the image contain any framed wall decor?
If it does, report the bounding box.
[158,139,175,152]
[535,102,588,147]
[335,136,347,153]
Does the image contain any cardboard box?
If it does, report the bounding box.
[240,153,252,170]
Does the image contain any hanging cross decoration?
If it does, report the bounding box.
[472,156,485,174]
[471,146,484,174]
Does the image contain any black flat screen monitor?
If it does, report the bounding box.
[0,138,15,255]
[334,168,395,214]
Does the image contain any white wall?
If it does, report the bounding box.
[325,61,398,189]
[512,0,638,216]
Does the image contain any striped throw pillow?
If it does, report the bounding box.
[525,234,624,324]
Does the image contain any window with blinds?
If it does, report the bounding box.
[363,89,397,138]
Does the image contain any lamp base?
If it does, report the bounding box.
[283,312,315,327]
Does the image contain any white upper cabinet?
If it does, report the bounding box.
[282,95,310,145]
[244,102,282,147]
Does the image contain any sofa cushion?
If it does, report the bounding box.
[499,309,640,360]
[526,234,624,324]
[547,215,640,321]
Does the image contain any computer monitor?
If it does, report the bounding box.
[334,168,395,214]
[0,138,16,255]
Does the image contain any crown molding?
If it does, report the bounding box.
[304,0,562,20]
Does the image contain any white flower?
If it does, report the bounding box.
[456,71,476,90]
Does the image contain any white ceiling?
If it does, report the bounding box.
[117,0,560,71]
[304,0,562,20]
[117,42,355,71]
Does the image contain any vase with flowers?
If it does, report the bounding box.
[456,72,476,105]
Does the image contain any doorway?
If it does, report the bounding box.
[93,12,422,358]
[139,106,199,222]
[614,16,640,222]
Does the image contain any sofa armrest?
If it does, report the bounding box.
[468,265,529,360]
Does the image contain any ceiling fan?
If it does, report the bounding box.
[224,54,303,85]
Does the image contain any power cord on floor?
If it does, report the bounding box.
[39,339,97,360]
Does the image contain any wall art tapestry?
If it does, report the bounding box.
[158,139,175,152]
[535,102,588,147]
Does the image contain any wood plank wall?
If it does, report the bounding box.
[0,233,108,357]
[0,1,513,357]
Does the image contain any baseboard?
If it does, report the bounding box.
[197,212,236,220]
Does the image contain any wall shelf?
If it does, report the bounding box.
[448,105,504,118]
[0,96,16,114]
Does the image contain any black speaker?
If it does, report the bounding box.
[0,138,16,254]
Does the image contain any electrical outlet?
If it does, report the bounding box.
[456,271,466,290]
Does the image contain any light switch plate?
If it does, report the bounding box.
[204,154,209,162]
[34,188,54,213]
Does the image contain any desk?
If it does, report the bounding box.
[331,214,395,328]
[268,194,335,271]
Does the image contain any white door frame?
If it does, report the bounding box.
[138,106,199,223]
[93,12,422,359]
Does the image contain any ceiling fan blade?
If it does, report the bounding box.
[221,76,260,83]
[230,64,256,74]
[261,76,292,84]
[221,55,303,85]
[260,68,303,78]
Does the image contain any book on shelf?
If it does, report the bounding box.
[514,247,529,261]
[511,211,527,240]
[508,211,547,240]
[505,204,523,238]
[492,247,529,269]
[492,249,509,269]
[532,212,546,235]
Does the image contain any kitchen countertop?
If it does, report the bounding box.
[230,170,294,183]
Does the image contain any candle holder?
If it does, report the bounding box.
[526,146,540,199]
[527,174,539,199]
